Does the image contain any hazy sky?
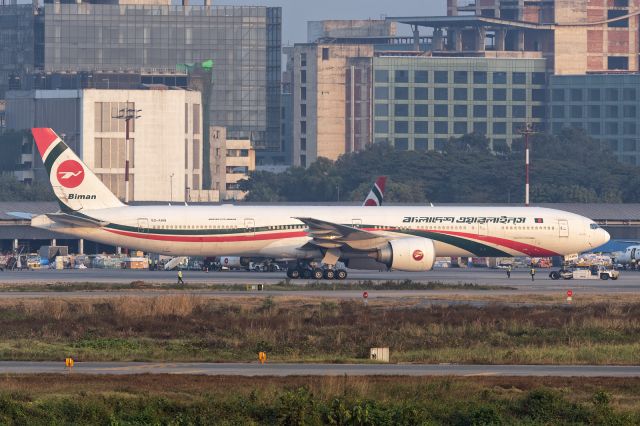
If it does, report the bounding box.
[215,1,445,45]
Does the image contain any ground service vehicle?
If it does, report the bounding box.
[549,265,619,280]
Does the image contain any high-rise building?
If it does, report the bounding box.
[0,1,282,164]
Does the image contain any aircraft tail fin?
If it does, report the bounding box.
[363,176,386,206]
[32,128,125,212]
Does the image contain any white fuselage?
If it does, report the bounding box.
[32,205,609,259]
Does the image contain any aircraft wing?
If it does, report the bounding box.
[6,212,35,220]
[295,217,389,251]
[45,213,108,228]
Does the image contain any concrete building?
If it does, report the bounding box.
[6,88,214,202]
[549,73,640,165]
[307,20,397,43]
[209,126,255,201]
[371,57,547,151]
[0,1,282,163]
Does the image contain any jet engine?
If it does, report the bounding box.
[376,237,436,272]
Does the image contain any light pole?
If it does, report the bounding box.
[519,123,537,207]
[170,173,175,203]
[113,107,141,203]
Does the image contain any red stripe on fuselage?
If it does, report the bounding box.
[105,228,307,243]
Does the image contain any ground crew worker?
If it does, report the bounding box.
[177,269,184,285]
[530,266,536,281]
[506,265,511,279]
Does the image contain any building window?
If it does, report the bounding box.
[322,47,329,60]
[552,106,565,119]
[608,9,629,27]
[434,104,448,117]
[590,105,601,118]
[193,104,200,134]
[513,105,526,118]
[454,71,467,84]
[193,139,200,167]
[415,104,428,117]
[532,106,545,118]
[589,89,601,101]
[473,105,487,118]
[552,89,565,102]
[394,138,409,150]
[532,89,546,102]
[434,138,447,150]
[571,89,583,102]
[589,122,601,135]
[300,70,307,84]
[301,87,306,100]
[394,121,409,133]
[415,121,428,134]
[512,89,526,102]
[374,87,389,100]
[375,70,389,83]
[414,87,428,100]
[434,88,448,100]
[300,104,306,117]
[474,122,487,134]
[624,139,636,151]
[473,71,487,84]
[532,72,546,85]
[605,122,619,134]
[609,140,619,151]
[624,89,636,101]
[606,105,619,118]
[434,71,448,84]
[394,104,409,117]
[375,104,389,116]
[395,70,409,83]
[300,53,307,67]
[512,72,526,85]
[571,105,583,118]
[434,122,448,134]
[606,88,619,101]
[624,105,636,118]
[493,105,507,118]
[473,88,487,101]
[374,120,389,133]
[493,72,507,84]
[300,138,307,150]
[454,122,467,134]
[300,121,306,134]
[415,138,428,150]
[608,56,629,70]
[493,122,506,134]
[623,122,637,135]
[394,87,409,100]
[415,70,428,84]
[453,88,467,101]
[493,89,506,101]
[454,105,467,118]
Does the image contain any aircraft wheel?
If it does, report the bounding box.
[323,269,335,280]
[336,269,348,280]
[312,268,324,280]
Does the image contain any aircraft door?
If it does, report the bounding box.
[632,248,637,261]
[137,218,149,234]
[244,218,255,236]
[352,218,362,228]
[558,219,569,237]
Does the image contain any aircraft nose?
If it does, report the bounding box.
[602,228,611,245]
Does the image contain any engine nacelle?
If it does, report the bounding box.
[376,237,436,272]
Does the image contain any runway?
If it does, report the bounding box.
[1,361,639,377]
[0,268,639,294]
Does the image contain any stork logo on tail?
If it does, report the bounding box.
[56,160,85,188]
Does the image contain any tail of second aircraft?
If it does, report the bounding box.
[363,176,386,206]
[32,128,124,212]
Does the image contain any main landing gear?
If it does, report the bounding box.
[286,261,347,280]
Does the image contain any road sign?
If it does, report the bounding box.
[567,289,573,297]
[363,291,368,299]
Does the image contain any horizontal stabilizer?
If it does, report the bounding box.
[45,213,107,228]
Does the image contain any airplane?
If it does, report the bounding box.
[217,176,388,271]
[26,128,610,280]
[613,244,640,269]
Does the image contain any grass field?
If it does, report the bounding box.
[0,295,639,364]
[0,375,638,424]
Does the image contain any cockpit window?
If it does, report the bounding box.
[590,223,600,229]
